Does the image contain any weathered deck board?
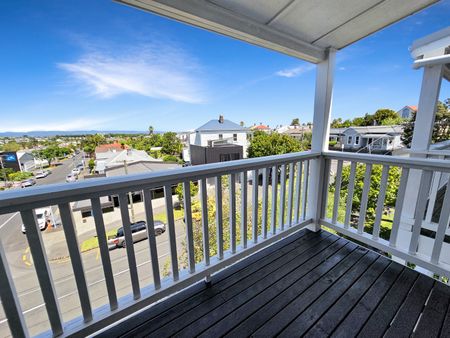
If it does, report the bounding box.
[95,229,450,338]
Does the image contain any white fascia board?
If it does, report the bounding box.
[411,26,450,59]
[116,0,325,63]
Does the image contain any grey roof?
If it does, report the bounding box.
[330,125,403,135]
[195,119,247,132]
[105,161,181,176]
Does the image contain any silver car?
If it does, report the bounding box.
[108,221,166,249]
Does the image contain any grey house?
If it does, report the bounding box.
[329,125,404,153]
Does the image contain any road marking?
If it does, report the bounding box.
[22,247,32,267]
[0,212,19,230]
[0,252,171,324]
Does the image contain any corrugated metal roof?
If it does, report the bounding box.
[118,0,437,63]
[330,125,403,135]
[195,118,247,132]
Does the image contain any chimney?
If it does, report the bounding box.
[219,115,224,124]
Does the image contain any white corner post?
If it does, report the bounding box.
[401,64,443,224]
[307,48,336,231]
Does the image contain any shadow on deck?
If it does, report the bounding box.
[95,229,450,338]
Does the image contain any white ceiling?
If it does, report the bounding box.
[117,0,439,63]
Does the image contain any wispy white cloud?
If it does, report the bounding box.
[275,64,315,78]
[58,43,206,103]
[0,117,117,132]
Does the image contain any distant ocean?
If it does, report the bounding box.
[0,130,161,137]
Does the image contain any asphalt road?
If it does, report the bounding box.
[0,156,188,337]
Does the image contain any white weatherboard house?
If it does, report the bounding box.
[397,105,418,119]
[330,125,404,153]
[189,115,249,158]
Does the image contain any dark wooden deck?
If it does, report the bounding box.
[96,229,450,338]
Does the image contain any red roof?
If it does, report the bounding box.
[95,142,128,153]
[252,124,270,130]
[406,105,418,111]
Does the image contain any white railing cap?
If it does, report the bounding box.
[0,151,319,214]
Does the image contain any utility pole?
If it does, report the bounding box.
[123,160,136,223]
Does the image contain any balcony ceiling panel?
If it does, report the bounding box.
[117,0,438,63]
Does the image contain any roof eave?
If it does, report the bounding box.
[116,0,326,63]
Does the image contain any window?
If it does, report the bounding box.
[208,140,213,147]
[355,136,360,145]
[233,133,237,141]
[347,136,353,145]
[218,134,223,140]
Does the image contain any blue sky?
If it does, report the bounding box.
[0,1,449,132]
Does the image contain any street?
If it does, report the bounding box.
[0,155,187,337]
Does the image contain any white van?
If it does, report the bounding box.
[21,208,51,234]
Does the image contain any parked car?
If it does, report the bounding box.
[71,168,81,175]
[35,170,51,179]
[21,178,36,187]
[21,208,51,233]
[66,174,77,182]
[108,220,166,249]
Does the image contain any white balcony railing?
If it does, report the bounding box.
[0,150,449,337]
[0,151,319,337]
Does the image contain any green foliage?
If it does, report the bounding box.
[402,99,450,148]
[88,159,95,170]
[331,163,401,222]
[33,145,72,166]
[162,154,179,162]
[161,132,182,156]
[175,181,199,204]
[247,131,302,158]
[2,141,21,152]
[8,171,33,182]
[80,134,106,155]
[331,108,402,128]
[0,168,13,181]
[291,118,300,126]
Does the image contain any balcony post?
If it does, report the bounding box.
[307,48,336,231]
[401,64,443,225]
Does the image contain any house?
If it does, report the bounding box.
[187,115,249,164]
[0,151,48,172]
[250,123,271,133]
[397,105,418,119]
[329,125,404,153]
[94,148,162,174]
[95,141,128,153]
[1,3,450,338]
[278,124,313,141]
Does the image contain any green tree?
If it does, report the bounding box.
[372,109,402,126]
[8,171,33,182]
[0,168,13,182]
[2,141,21,152]
[161,132,182,156]
[402,100,450,148]
[247,131,302,158]
[148,125,154,135]
[291,118,300,126]
[175,181,199,204]
[88,159,95,171]
[81,134,106,156]
[331,164,401,225]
